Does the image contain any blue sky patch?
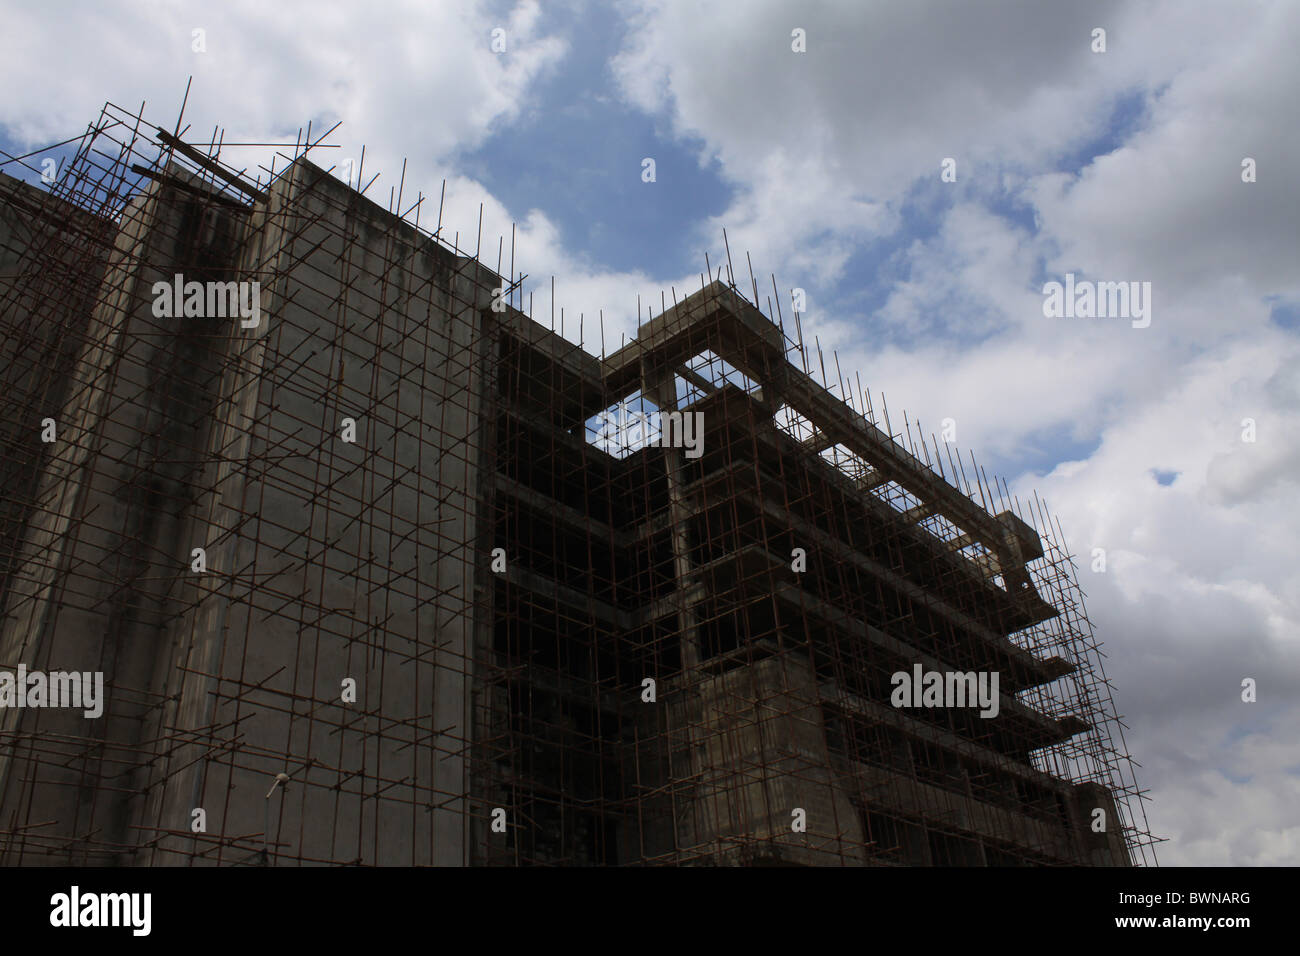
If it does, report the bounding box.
[457,2,733,277]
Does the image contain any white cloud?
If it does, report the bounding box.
[0,0,567,158]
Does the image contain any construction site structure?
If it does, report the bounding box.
[0,101,1159,866]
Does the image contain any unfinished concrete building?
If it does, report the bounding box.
[0,102,1158,866]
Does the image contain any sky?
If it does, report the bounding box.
[1,0,1297,866]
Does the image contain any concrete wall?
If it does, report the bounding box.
[132,160,490,865]
[0,169,244,863]
[669,655,867,865]
[1069,781,1132,866]
[0,173,106,606]
[2,159,492,865]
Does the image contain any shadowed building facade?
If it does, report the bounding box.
[0,105,1155,866]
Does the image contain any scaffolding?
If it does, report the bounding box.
[0,99,1159,866]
